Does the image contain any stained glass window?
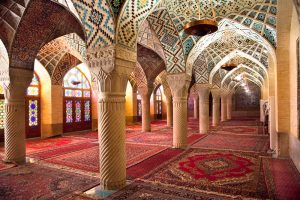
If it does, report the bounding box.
[0,100,4,129]
[63,67,90,89]
[66,100,73,123]
[84,100,91,121]
[27,73,39,96]
[75,101,81,122]
[29,100,38,127]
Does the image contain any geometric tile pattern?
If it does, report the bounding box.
[107,0,126,17]
[36,35,84,77]
[71,0,115,48]
[154,70,172,97]
[187,19,275,77]
[51,53,82,85]
[193,54,209,84]
[147,9,186,74]
[137,20,166,62]
[164,0,277,48]
[131,62,148,89]
[137,44,165,83]
[116,0,160,49]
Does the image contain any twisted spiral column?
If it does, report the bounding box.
[4,100,26,164]
[173,97,187,148]
[98,94,126,190]
[221,95,228,122]
[227,94,233,120]
[141,94,151,132]
[166,96,173,127]
[212,95,221,126]
[198,89,210,134]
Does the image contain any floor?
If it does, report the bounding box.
[0,117,300,199]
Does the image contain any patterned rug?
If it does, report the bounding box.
[263,158,300,200]
[28,142,98,160]
[107,180,235,200]
[127,148,184,180]
[221,120,260,126]
[192,134,269,153]
[0,154,15,171]
[140,148,269,199]
[218,126,259,135]
[126,132,205,146]
[43,143,167,174]
[0,164,98,199]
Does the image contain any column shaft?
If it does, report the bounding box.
[227,95,232,120]
[166,97,173,127]
[199,90,210,134]
[4,100,26,164]
[212,96,221,126]
[98,94,126,189]
[173,97,187,148]
[141,95,151,132]
[194,97,199,119]
[221,96,227,121]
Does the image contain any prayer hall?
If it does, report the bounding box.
[1,0,300,199]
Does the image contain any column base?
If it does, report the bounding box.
[100,179,126,190]
[3,156,26,165]
[172,143,187,149]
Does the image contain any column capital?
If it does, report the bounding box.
[210,88,222,98]
[167,73,191,98]
[195,83,211,97]
[87,45,136,94]
[137,84,154,97]
[2,68,33,101]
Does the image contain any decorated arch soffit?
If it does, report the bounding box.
[209,49,268,85]
[188,19,276,80]
[36,34,85,76]
[222,65,264,89]
[137,44,165,83]
[137,20,166,63]
[146,9,186,74]
[228,72,263,91]
[70,0,115,48]
[164,0,277,55]
[130,62,148,89]
[154,70,171,97]
[0,0,85,71]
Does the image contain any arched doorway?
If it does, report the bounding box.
[155,86,162,119]
[63,67,92,133]
[137,91,142,122]
[25,73,41,138]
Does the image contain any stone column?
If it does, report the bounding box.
[165,95,173,127]
[211,89,221,127]
[88,45,135,190]
[227,92,233,120]
[138,86,153,132]
[193,96,199,119]
[221,92,228,122]
[196,84,210,134]
[167,73,191,148]
[2,69,33,164]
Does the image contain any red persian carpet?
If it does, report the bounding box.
[263,158,300,200]
[218,126,259,135]
[107,180,234,200]
[0,154,15,171]
[28,142,98,160]
[25,137,90,154]
[0,164,98,199]
[127,148,184,179]
[43,143,167,174]
[140,148,269,199]
[192,134,269,153]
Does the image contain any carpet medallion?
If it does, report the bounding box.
[44,143,167,173]
[107,181,235,200]
[192,134,269,153]
[0,164,98,199]
[141,148,269,199]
